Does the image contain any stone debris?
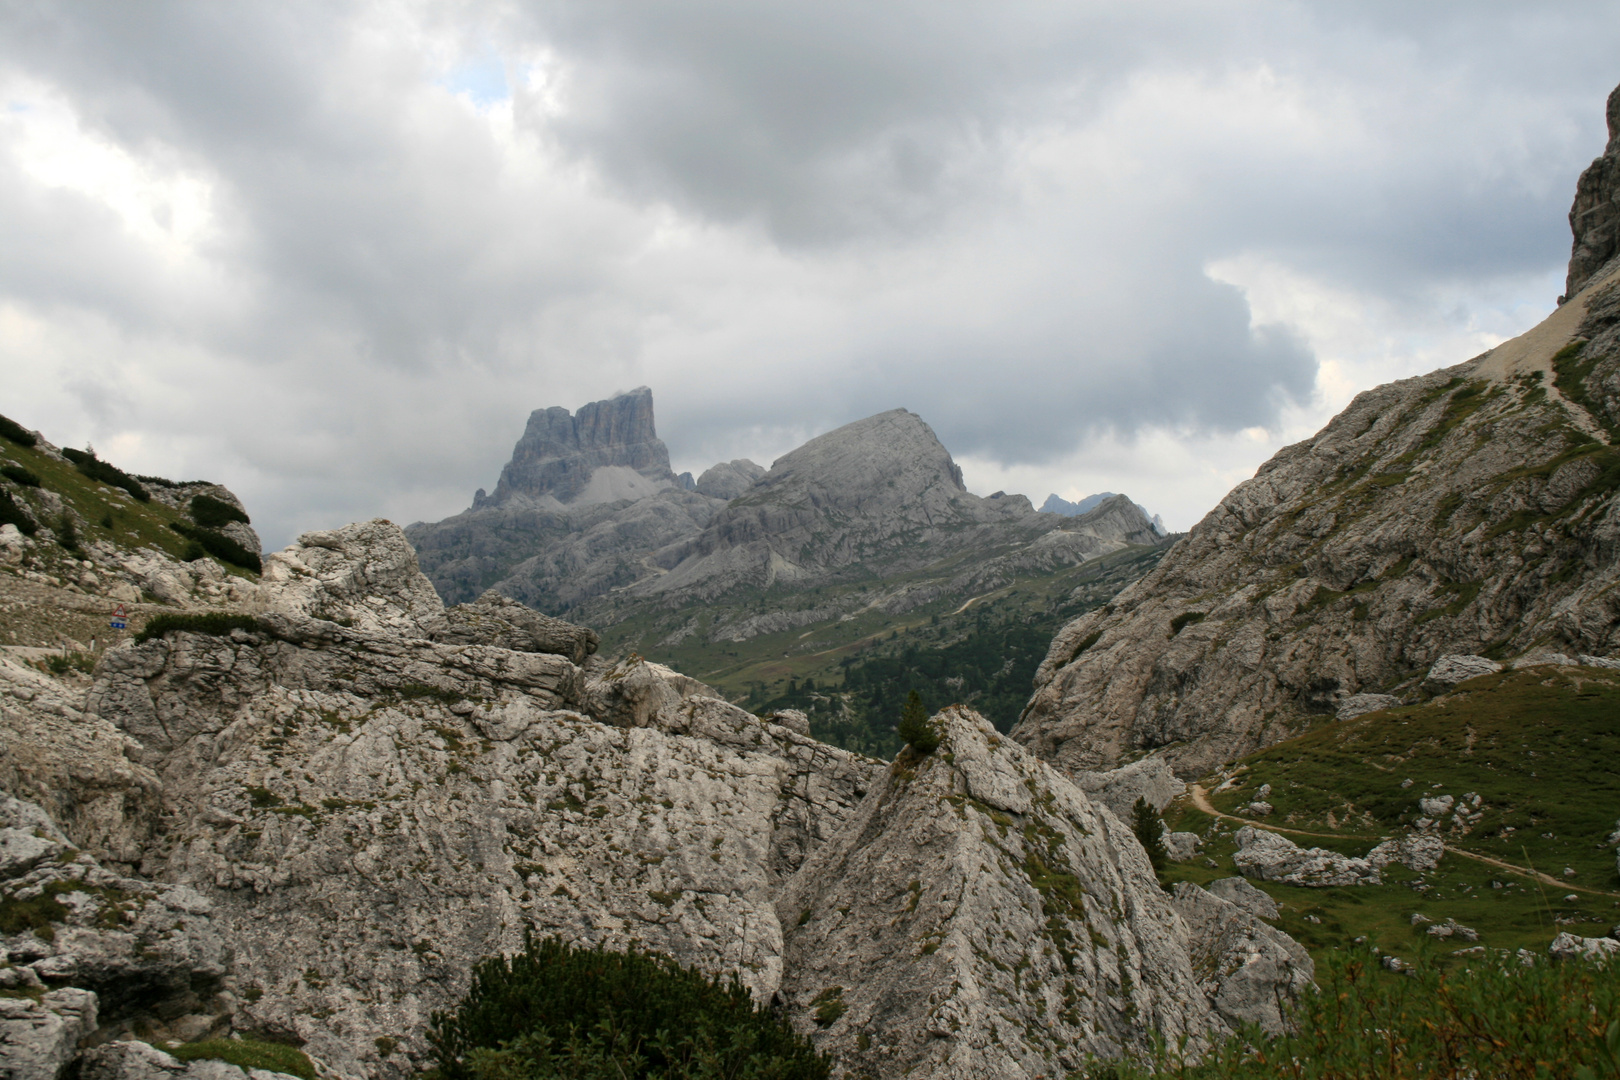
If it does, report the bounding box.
[1232,826,1381,887]
[1425,918,1479,942]
[1367,835,1445,872]
[1335,693,1402,720]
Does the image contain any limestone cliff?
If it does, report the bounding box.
[1,519,1308,1079]
[1015,83,1620,776]
[481,386,677,509]
[1565,83,1620,302]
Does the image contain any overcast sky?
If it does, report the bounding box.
[3,2,1617,547]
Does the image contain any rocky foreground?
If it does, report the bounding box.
[0,518,1307,1079]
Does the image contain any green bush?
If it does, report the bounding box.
[426,934,829,1080]
[133,612,272,645]
[1102,947,1620,1078]
[55,514,78,550]
[896,689,940,754]
[168,521,261,572]
[1,464,39,487]
[0,413,36,447]
[60,447,149,502]
[169,1038,315,1079]
[189,493,250,529]
[0,489,36,535]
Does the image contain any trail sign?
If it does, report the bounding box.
[110,603,128,631]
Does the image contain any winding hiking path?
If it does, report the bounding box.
[1187,784,1620,900]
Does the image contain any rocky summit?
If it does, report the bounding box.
[0,511,1307,1079]
[1014,85,1620,778]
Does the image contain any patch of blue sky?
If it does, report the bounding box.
[440,57,508,107]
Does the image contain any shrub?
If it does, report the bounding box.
[168,521,261,572]
[897,689,940,754]
[60,447,149,502]
[56,514,79,551]
[1129,797,1168,874]
[0,489,36,536]
[189,493,250,529]
[133,612,272,645]
[0,413,36,447]
[1,464,39,487]
[169,1039,315,1079]
[426,933,829,1080]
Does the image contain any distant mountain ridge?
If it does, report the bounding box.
[1043,492,1166,535]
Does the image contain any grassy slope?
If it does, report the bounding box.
[1161,666,1620,962]
[0,436,202,566]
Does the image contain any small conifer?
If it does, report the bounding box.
[896,689,940,753]
[1130,796,1169,873]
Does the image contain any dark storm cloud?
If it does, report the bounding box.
[1,2,1618,544]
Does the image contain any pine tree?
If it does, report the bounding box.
[1130,797,1169,874]
[896,689,939,753]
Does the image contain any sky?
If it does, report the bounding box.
[2,2,1617,548]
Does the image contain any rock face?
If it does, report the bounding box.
[0,517,1312,1079]
[694,459,766,500]
[1074,757,1183,820]
[775,708,1308,1077]
[1168,882,1312,1036]
[480,386,677,509]
[1565,83,1620,302]
[1015,87,1620,774]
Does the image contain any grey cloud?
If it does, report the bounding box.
[2,2,1619,548]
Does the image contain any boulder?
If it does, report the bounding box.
[1550,932,1620,961]
[1336,693,1402,720]
[1367,834,1445,872]
[1163,830,1201,862]
[1425,918,1478,942]
[1232,826,1380,887]
[259,519,445,636]
[1424,655,1502,693]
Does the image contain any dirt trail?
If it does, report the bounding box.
[1186,784,1620,900]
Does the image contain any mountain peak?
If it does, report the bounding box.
[1564,80,1620,302]
[480,387,676,509]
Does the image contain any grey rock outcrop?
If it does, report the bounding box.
[1423,654,1502,692]
[1169,882,1313,1036]
[1232,826,1380,887]
[1204,877,1279,920]
[1367,834,1445,872]
[1074,757,1183,820]
[1163,829,1201,861]
[775,707,1299,1077]
[259,520,446,636]
[0,988,97,1080]
[694,459,765,500]
[1565,83,1620,302]
[425,588,599,662]
[1335,693,1402,720]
